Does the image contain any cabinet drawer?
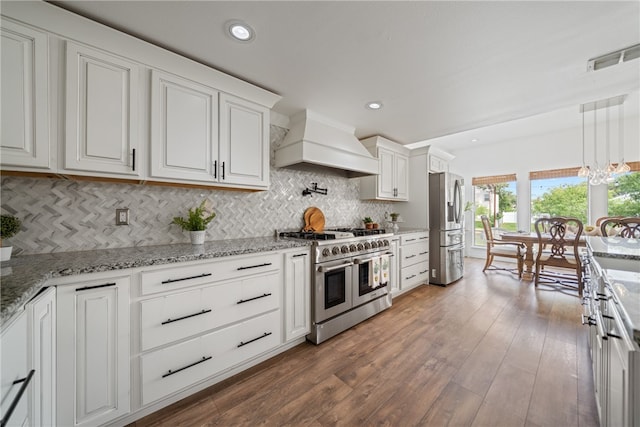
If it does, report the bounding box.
[140,253,281,295]
[140,271,280,351]
[401,260,429,286]
[400,232,428,245]
[141,310,281,406]
[400,242,429,268]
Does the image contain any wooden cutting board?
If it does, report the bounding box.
[303,207,325,232]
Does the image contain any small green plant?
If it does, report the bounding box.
[171,201,216,231]
[363,217,373,224]
[390,212,399,221]
[0,214,22,243]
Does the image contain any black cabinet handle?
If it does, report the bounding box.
[405,254,416,259]
[405,238,416,242]
[161,309,212,325]
[292,253,307,258]
[607,331,622,339]
[419,236,428,240]
[419,251,428,256]
[238,332,272,348]
[237,263,272,271]
[0,369,35,427]
[221,161,225,180]
[405,274,416,280]
[162,356,212,378]
[213,160,217,179]
[237,293,271,305]
[419,270,428,275]
[76,282,116,292]
[161,273,212,284]
[132,148,136,171]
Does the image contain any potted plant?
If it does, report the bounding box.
[390,212,400,222]
[1,214,22,261]
[363,217,374,229]
[171,200,216,244]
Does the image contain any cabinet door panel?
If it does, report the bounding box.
[219,93,269,187]
[57,276,130,427]
[150,71,218,181]
[378,148,395,199]
[65,42,138,175]
[0,19,50,169]
[284,251,310,341]
[395,154,409,200]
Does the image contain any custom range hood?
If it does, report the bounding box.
[275,110,378,177]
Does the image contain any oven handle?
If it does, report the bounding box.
[353,252,393,264]
[317,262,354,273]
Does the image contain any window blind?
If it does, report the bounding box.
[471,173,516,186]
[529,167,581,180]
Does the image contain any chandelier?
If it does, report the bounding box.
[578,94,630,185]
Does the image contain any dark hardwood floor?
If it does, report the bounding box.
[130,258,599,427]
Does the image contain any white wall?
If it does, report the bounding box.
[446,109,639,259]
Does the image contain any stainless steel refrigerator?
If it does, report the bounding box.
[429,172,464,285]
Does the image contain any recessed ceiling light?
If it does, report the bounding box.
[366,101,383,110]
[471,138,479,143]
[226,20,255,42]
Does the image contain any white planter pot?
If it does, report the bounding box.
[0,246,13,262]
[189,231,206,245]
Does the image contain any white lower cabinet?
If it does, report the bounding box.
[27,287,56,427]
[56,274,131,427]
[399,232,429,292]
[284,249,311,341]
[140,310,281,405]
[1,310,29,427]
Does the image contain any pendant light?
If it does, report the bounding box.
[615,102,631,173]
[577,109,590,177]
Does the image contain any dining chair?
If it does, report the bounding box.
[600,217,640,238]
[480,215,525,278]
[534,216,584,296]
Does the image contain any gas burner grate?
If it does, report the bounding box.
[327,228,387,236]
[279,231,336,240]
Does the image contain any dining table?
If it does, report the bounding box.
[500,231,586,281]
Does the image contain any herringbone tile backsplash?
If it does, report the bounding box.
[1,126,394,255]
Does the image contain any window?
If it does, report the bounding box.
[472,174,517,246]
[608,162,640,217]
[530,167,588,228]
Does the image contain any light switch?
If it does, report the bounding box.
[116,208,130,225]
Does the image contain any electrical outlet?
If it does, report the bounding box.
[116,208,130,225]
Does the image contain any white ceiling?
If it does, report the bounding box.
[49,1,640,147]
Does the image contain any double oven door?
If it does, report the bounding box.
[314,253,388,324]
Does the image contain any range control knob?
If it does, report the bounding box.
[371,241,378,248]
[332,246,340,255]
[349,244,357,252]
[357,243,364,251]
[341,245,349,254]
[322,248,331,257]
[382,240,389,247]
[364,242,372,250]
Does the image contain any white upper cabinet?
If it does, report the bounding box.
[64,42,140,176]
[0,18,50,170]
[359,136,410,201]
[150,70,218,182]
[219,93,270,188]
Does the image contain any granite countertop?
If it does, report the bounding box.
[393,227,429,236]
[587,236,640,260]
[603,268,640,347]
[0,236,310,326]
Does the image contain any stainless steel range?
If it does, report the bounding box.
[279,228,394,344]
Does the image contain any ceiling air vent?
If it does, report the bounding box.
[587,43,640,71]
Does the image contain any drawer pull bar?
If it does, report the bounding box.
[161,273,212,284]
[0,369,35,427]
[162,356,212,378]
[405,238,417,242]
[419,270,428,275]
[292,253,308,258]
[237,293,272,305]
[419,251,428,256]
[238,332,272,348]
[405,274,416,280]
[161,309,212,325]
[405,254,416,259]
[419,236,428,240]
[76,282,116,292]
[237,262,272,271]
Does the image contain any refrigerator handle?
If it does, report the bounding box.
[453,179,462,223]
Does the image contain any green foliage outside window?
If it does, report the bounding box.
[531,181,588,224]
[608,172,640,217]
